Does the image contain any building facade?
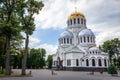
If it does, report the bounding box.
[52,11,109,71]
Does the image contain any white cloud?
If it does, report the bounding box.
[96,30,120,46]
[29,36,41,47]
[33,0,120,54]
[35,43,58,58]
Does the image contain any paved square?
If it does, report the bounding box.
[0,69,120,80]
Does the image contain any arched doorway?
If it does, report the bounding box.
[98,59,102,66]
[57,57,63,70]
[92,59,95,66]
[86,59,89,66]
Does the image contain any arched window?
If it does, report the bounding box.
[62,39,63,44]
[76,59,79,66]
[104,59,107,66]
[86,59,89,66]
[93,51,94,54]
[74,18,76,24]
[96,51,97,54]
[81,37,82,43]
[70,19,72,25]
[67,20,69,26]
[90,52,91,54]
[84,36,86,42]
[87,36,89,42]
[67,59,71,66]
[84,19,86,24]
[91,37,92,42]
[67,38,69,44]
[81,18,83,24]
[92,59,95,66]
[78,18,80,24]
[64,38,66,44]
[98,59,102,66]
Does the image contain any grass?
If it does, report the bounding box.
[0,74,5,77]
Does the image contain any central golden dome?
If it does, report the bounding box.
[68,11,85,19]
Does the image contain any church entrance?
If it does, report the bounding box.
[57,57,63,70]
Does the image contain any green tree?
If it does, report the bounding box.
[0,36,5,70]
[10,35,23,69]
[47,55,53,69]
[27,48,46,69]
[18,0,44,75]
[108,63,118,75]
[101,38,120,63]
[0,0,21,75]
[39,48,46,68]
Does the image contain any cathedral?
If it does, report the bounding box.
[52,10,109,71]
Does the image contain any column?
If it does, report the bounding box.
[82,36,84,43]
[79,18,81,24]
[83,18,84,24]
[92,37,94,43]
[93,37,95,43]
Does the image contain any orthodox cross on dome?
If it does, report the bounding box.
[75,7,77,12]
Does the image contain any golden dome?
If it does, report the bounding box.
[68,11,85,19]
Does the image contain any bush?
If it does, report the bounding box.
[108,63,118,75]
[0,69,4,74]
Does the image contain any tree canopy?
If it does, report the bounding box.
[100,38,120,66]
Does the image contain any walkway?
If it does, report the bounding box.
[0,69,120,80]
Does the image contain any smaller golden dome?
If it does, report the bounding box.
[68,11,85,19]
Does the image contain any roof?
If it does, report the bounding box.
[78,29,95,37]
[68,11,85,19]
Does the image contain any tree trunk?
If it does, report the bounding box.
[22,33,29,75]
[5,36,11,75]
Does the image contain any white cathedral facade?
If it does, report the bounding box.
[52,11,109,71]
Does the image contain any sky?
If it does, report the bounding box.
[28,0,120,57]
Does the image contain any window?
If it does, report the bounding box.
[61,39,63,44]
[86,59,89,66]
[70,19,72,25]
[81,18,83,24]
[84,36,86,42]
[67,38,69,44]
[96,51,97,54]
[104,59,107,66]
[98,59,102,66]
[84,19,86,24]
[81,37,82,43]
[74,18,76,24]
[67,20,69,26]
[78,18,80,24]
[76,59,79,66]
[67,59,71,66]
[64,38,66,44]
[92,59,95,66]
[91,37,92,42]
[87,36,89,42]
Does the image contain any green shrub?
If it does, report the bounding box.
[0,69,4,74]
[108,63,118,75]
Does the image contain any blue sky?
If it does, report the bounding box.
[33,28,65,45]
[28,0,120,57]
